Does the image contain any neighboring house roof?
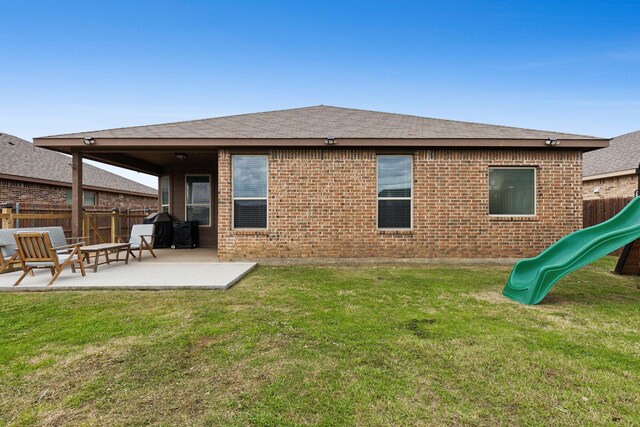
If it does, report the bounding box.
[41,105,602,141]
[0,132,157,196]
[583,130,640,177]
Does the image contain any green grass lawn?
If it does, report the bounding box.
[1,257,639,426]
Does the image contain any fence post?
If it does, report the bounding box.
[82,212,91,245]
[110,209,119,243]
[1,208,14,229]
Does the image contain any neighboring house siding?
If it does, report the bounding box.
[82,190,157,209]
[0,178,157,209]
[217,148,582,260]
[583,175,637,200]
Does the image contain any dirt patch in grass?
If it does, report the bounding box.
[468,289,514,304]
[402,318,437,339]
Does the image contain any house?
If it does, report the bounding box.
[583,131,640,200]
[33,106,608,260]
[1,132,157,209]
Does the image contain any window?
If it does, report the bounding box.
[65,190,97,206]
[83,191,97,206]
[160,176,170,213]
[185,175,211,226]
[377,155,412,229]
[233,155,268,229]
[489,168,536,215]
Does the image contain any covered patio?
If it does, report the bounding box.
[30,138,222,252]
[0,249,256,291]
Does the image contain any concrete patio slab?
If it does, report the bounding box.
[0,261,256,291]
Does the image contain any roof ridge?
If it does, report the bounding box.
[0,132,25,142]
[610,129,640,140]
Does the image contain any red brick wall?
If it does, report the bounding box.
[0,178,157,209]
[217,148,582,260]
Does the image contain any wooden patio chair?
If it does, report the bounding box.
[0,248,19,274]
[0,229,20,274]
[13,232,86,286]
[122,224,156,262]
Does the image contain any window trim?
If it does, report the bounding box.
[184,174,212,227]
[376,154,413,230]
[488,166,537,217]
[232,154,269,230]
[160,175,171,214]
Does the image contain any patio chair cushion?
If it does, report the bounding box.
[0,227,69,259]
[25,251,75,268]
[129,224,155,246]
[40,227,68,248]
[0,229,18,259]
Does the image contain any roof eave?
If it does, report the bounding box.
[34,137,610,151]
[583,169,636,181]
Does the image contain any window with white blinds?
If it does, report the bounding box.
[377,155,412,229]
[233,155,268,229]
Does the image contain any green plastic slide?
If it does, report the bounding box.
[503,196,640,305]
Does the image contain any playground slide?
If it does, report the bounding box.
[503,196,640,305]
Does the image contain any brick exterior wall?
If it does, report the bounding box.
[217,148,583,260]
[0,178,157,209]
[583,174,636,200]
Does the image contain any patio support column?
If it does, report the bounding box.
[71,151,83,239]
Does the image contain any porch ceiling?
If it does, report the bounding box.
[60,148,218,176]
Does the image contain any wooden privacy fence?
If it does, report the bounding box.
[583,197,634,256]
[7,199,630,244]
[0,205,155,245]
[583,197,633,229]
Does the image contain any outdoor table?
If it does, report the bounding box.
[80,243,131,273]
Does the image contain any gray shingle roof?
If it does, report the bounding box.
[583,131,640,177]
[0,133,157,196]
[42,105,601,140]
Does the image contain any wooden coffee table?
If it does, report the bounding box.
[80,243,131,272]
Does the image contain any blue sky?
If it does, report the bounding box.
[1,0,639,187]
